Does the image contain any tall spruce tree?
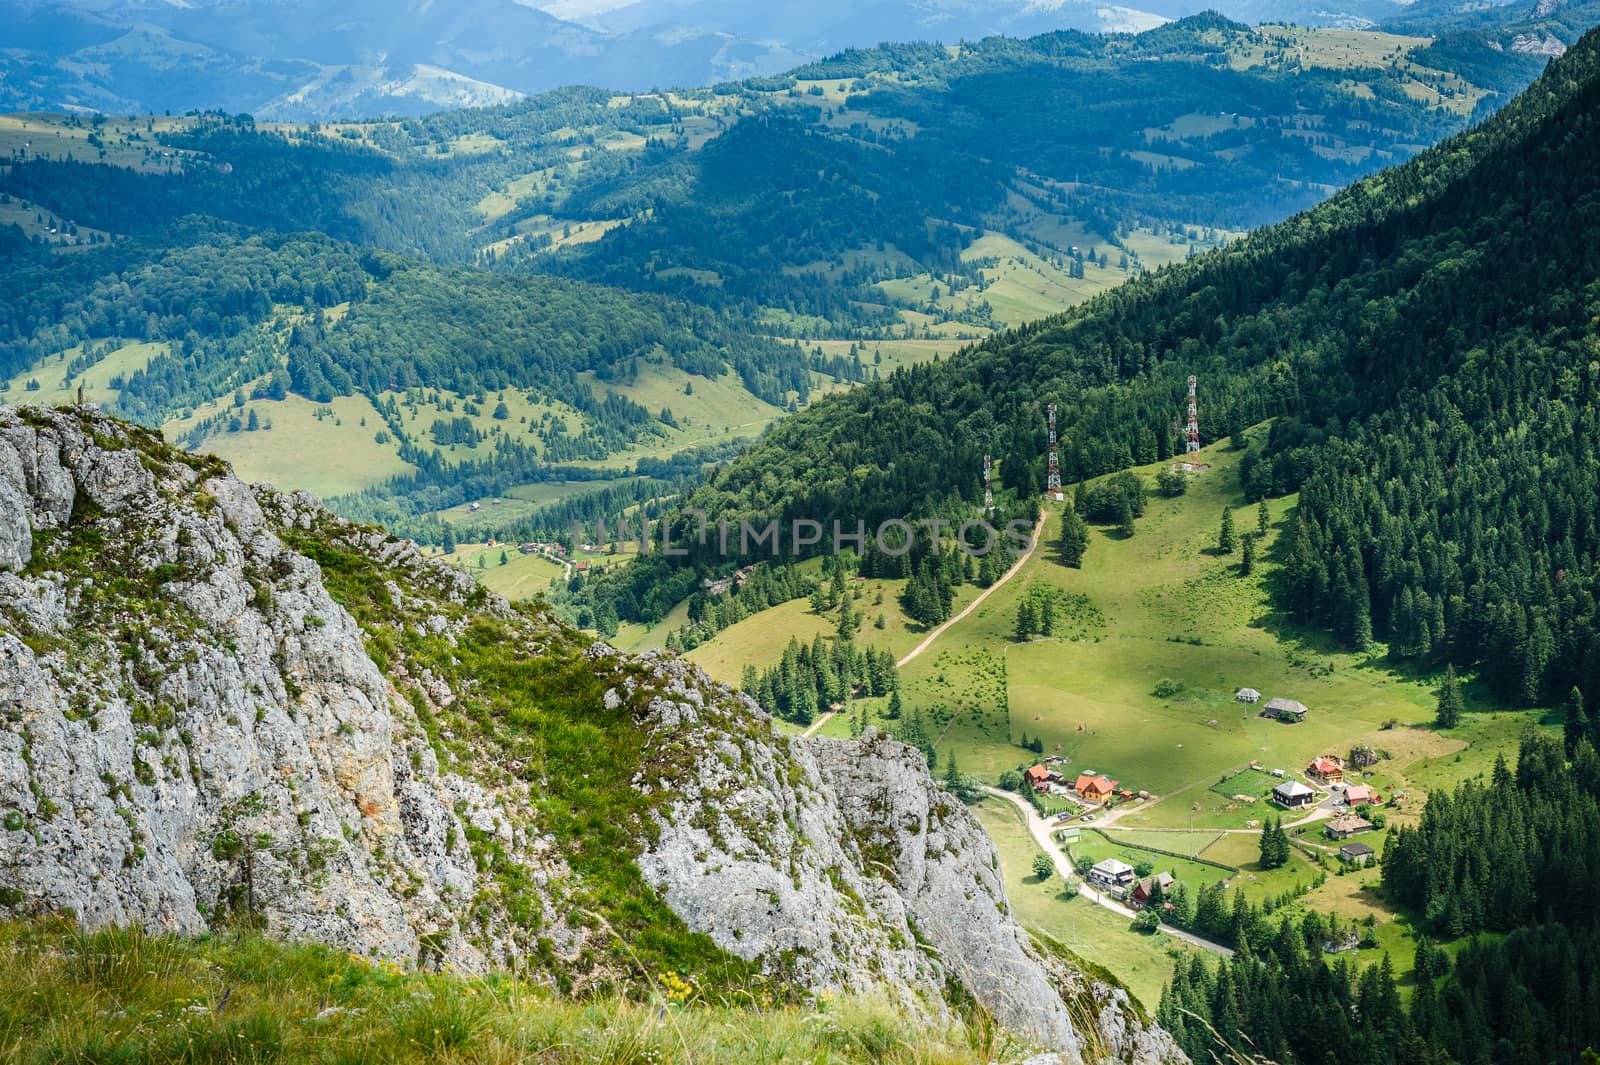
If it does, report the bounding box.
[1435,664,1463,729]
[1218,507,1237,554]
[1059,507,1089,567]
[1015,597,1038,640]
[1564,686,1587,756]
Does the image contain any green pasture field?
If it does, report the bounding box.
[973,798,1201,1010]
[893,433,1549,834]
[184,393,416,500]
[3,341,166,407]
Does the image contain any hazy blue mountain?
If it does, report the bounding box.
[0,0,810,118]
[0,0,1488,120]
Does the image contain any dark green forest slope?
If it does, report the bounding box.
[618,27,1600,713]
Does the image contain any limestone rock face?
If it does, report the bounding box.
[1510,31,1567,56]
[0,410,489,967]
[0,407,1182,1063]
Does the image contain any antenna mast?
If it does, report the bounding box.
[1046,403,1063,501]
[983,455,994,512]
[1185,375,1200,456]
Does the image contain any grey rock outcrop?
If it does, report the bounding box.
[1510,31,1567,56]
[0,406,1182,1063]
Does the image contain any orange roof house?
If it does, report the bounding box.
[1075,774,1116,803]
[1026,765,1051,789]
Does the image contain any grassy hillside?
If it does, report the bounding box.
[673,430,1554,1022]
[973,798,1199,1011]
[0,921,1022,1065]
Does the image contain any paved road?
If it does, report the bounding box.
[980,786,1235,958]
[896,511,1048,669]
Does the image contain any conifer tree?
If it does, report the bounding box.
[1218,507,1236,554]
[1258,817,1289,869]
[1257,498,1270,536]
[1059,506,1089,567]
[1240,533,1255,576]
[1435,664,1463,729]
[1564,686,1586,756]
[1115,495,1135,538]
[1016,597,1037,640]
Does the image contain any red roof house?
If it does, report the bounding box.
[1307,756,1345,785]
[1075,774,1116,804]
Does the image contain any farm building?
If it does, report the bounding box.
[1324,813,1374,840]
[1339,842,1376,866]
[1074,773,1116,804]
[1088,858,1136,890]
[1343,783,1382,805]
[1131,872,1175,908]
[1026,765,1052,791]
[1235,688,1261,703]
[1265,697,1309,722]
[1306,756,1345,785]
[1272,780,1317,809]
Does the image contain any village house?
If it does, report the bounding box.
[1272,780,1317,809]
[1235,688,1261,703]
[1339,842,1376,867]
[1074,773,1116,805]
[1088,858,1136,892]
[1324,813,1374,840]
[1265,697,1309,723]
[1026,765,1052,792]
[1131,872,1175,909]
[1307,755,1345,785]
[1342,783,1381,806]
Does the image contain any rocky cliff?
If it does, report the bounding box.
[0,405,1181,1064]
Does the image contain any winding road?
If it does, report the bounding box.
[980,785,1235,957]
[896,511,1049,669]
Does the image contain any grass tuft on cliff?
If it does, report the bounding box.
[0,919,1026,1064]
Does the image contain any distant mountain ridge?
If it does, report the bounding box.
[11,0,1580,119]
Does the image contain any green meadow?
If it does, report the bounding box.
[179,392,416,500]
[672,427,1556,999]
[890,433,1540,837]
[973,798,1198,1011]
